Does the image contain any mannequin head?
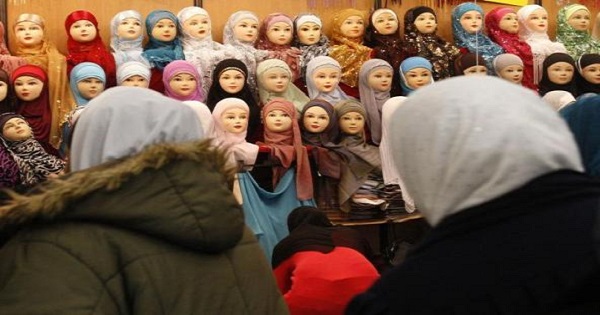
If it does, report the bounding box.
[367,66,393,92]
[295,14,323,45]
[579,54,600,84]
[117,17,143,40]
[454,53,488,76]
[400,57,434,94]
[221,107,249,134]
[1,115,32,141]
[524,7,548,33]
[151,18,177,41]
[405,68,432,88]
[168,72,196,97]
[459,10,483,34]
[264,108,293,132]
[567,8,591,32]
[261,67,291,93]
[70,63,106,105]
[14,14,45,48]
[0,80,8,103]
[547,61,575,84]
[69,19,97,43]
[371,9,399,35]
[302,105,330,133]
[464,65,488,76]
[335,100,367,136]
[312,66,341,93]
[13,75,43,101]
[233,18,259,44]
[340,15,365,39]
[182,13,210,40]
[414,11,437,34]
[117,61,151,87]
[494,53,524,84]
[264,14,294,46]
[219,69,245,94]
[163,60,203,101]
[498,12,519,34]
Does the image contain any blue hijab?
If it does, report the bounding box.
[142,10,184,70]
[69,62,106,106]
[399,57,434,95]
[559,95,600,177]
[452,2,504,71]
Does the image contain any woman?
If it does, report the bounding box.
[347,76,600,314]
[0,87,288,314]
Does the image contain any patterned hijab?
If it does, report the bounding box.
[399,56,434,95]
[403,6,461,80]
[177,7,217,50]
[538,52,577,96]
[259,99,313,201]
[162,60,204,102]
[255,13,302,81]
[451,2,505,71]
[69,62,106,106]
[256,59,309,112]
[0,21,26,75]
[358,58,392,145]
[305,56,350,103]
[292,13,330,79]
[70,86,204,171]
[142,10,185,70]
[556,4,600,60]
[65,10,116,87]
[485,7,536,91]
[223,10,261,48]
[575,53,600,95]
[110,10,149,67]
[209,98,259,167]
[389,76,582,226]
[559,95,600,177]
[328,8,373,88]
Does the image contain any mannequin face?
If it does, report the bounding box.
[303,106,330,133]
[373,12,398,35]
[2,117,32,141]
[219,69,245,94]
[547,61,574,84]
[367,68,393,92]
[69,19,97,43]
[339,111,365,135]
[498,13,519,34]
[340,15,365,39]
[151,18,177,41]
[169,73,197,97]
[14,75,43,101]
[404,68,432,89]
[567,9,591,31]
[581,63,600,84]
[312,67,341,93]
[498,65,524,83]
[463,65,488,76]
[221,107,248,134]
[459,10,483,34]
[117,18,143,40]
[14,21,44,47]
[121,75,149,87]
[414,12,437,34]
[234,18,259,43]
[0,82,7,102]
[183,14,211,40]
[297,22,321,45]
[262,68,290,93]
[266,22,293,45]
[525,8,548,33]
[264,109,292,132]
[77,78,105,100]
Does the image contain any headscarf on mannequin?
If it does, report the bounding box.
[485,7,537,92]
[69,62,106,106]
[454,52,487,75]
[328,9,373,88]
[65,10,116,87]
[556,4,600,60]
[256,13,302,81]
[116,61,151,86]
[538,52,577,96]
[388,76,582,226]
[305,56,351,104]
[0,21,26,75]
[292,13,330,80]
[142,10,185,71]
[162,60,204,102]
[399,56,434,95]
[575,53,600,95]
[403,6,461,80]
[257,59,309,112]
[0,69,17,113]
[451,2,505,71]
[110,10,150,67]
[13,13,76,149]
[300,99,341,179]
[358,58,392,145]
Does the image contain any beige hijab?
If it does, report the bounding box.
[389,76,583,226]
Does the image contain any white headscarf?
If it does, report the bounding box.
[379,96,415,212]
[70,87,204,171]
[389,76,583,226]
[182,100,213,135]
[541,90,576,111]
[110,10,149,66]
[116,61,151,85]
[305,56,350,104]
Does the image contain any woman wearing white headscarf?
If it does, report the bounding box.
[0,87,288,314]
[347,76,600,314]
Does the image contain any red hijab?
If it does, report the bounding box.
[65,10,116,87]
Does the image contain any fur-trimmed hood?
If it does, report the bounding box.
[0,140,245,253]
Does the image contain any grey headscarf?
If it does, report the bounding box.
[70,87,204,171]
[389,76,583,226]
[358,58,393,145]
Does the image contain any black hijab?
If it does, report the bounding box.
[539,53,577,96]
[575,53,600,96]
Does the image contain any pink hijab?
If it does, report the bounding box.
[210,98,258,167]
[162,60,204,102]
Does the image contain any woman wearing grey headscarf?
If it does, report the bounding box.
[347,76,600,314]
[0,87,288,314]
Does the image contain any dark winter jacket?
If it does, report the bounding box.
[0,140,289,315]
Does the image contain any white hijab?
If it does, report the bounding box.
[70,87,204,171]
[389,76,583,226]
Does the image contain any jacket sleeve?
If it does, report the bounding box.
[0,241,118,314]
